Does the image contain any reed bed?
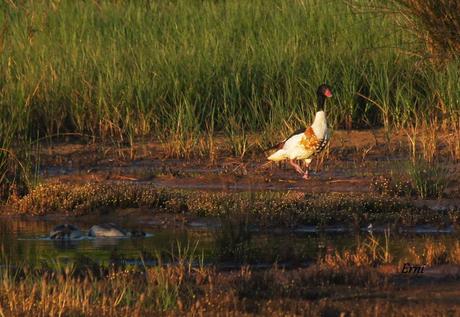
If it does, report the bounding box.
[1,0,459,141]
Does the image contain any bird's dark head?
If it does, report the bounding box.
[316,84,332,110]
[317,84,333,98]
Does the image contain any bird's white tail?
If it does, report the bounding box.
[267,149,287,161]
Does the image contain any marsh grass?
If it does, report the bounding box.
[1,0,459,156]
[322,230,393,269]
[405,239,460,266]
[445,121,460,161]
[0,141,39,200]
[451,241,460,265]
[0,259,393,315]
[364,229,393,264]
[147,241,205,312]
[0,242,206,316]
[1,0,460,201]
[402,116,458,163]
[407,159,450,199]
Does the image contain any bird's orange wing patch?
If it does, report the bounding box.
[300,127,320,151]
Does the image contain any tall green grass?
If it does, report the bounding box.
[0,0,459,151]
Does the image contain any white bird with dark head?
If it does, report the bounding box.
[267,84,332,179]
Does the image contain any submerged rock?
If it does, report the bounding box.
[50,224,82,240]
[88,223,145,238]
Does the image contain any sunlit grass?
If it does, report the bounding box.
[1,0,458,142]
[407,159,450,199]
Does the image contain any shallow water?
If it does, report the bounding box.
[0,218,204,267]
[0,217,458,268]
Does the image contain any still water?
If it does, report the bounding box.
[0,216,458,268]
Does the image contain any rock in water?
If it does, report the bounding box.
[88,223,146,238]
[88,223,129,238]
[50,224,82,240]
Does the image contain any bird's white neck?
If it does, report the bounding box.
[311,111,327,137]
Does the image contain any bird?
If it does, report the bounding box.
[367,223,373,233]
[267,84,332,179]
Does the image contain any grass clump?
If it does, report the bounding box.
[405,239,460,266]
[12,183,171,215]
[407,159,450,199]
[321,230,393,269]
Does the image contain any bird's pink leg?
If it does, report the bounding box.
[289,159,304,175]
[302,161,310,180]
[302,170,309,179]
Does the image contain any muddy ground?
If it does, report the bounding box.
[38,129,459,197]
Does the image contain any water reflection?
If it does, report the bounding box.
[0,217,458,268]
[52,239,81,250]
[0,218,199,266]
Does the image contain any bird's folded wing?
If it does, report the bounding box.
[314,129,330,154]
[265,126,307,151]
[299,127,321,152]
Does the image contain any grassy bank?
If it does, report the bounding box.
[5,183,456,227]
